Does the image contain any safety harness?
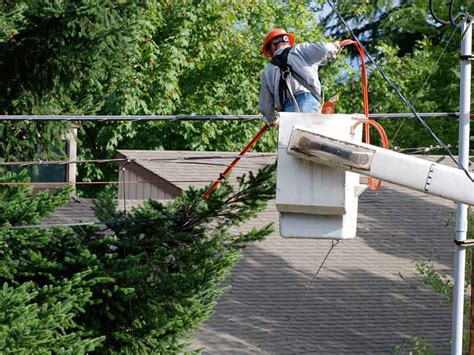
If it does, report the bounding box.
[271,47,323,111]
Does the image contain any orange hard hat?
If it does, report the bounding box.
[261,29,295,58]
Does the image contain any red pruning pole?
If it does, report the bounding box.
[202,124,270,199]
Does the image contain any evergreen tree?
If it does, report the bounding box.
[0,171,104,352]
[0,0,157,161]
[0,282,103,354]
[0,163,276,353]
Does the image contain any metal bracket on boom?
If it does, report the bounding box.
[460,54,474,61]
[454,239,474,247]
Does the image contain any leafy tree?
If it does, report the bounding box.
[0,163,276,353]
[1,1,472,184]
[0,0,157,162]
[77,0,338,189]
[0,1,344,190]
[320,0,473,150]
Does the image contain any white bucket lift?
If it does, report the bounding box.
[276,112,473,240]
[276,112,368,240]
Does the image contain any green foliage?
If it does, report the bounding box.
[0,0,340,190]
[82,163,276,352]
[0,163,276,353]
[415,208,473,352]
[417,261,453,301]
[0,282,103,354]
[0,171,104,353]
[1,1,473,188]
[321,0,472,150]
[77,0,332,188]
[393,335,437,355]
[0,0,157,161]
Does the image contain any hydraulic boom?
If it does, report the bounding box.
[287,125,474,206]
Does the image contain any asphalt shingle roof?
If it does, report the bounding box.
[191,183,456,353]
[46,197,97,225]
[117,150,276,191]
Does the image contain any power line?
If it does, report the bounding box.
[0,180,214,187]
[0,112,470,121]
[281,240,339,346]
[369,112,470,119]
[327,0,473,182]
[0,215,206,231]
[391,25,459,144]
[0,115,262,122]
[0,153,275,167]
[0,157,127,166]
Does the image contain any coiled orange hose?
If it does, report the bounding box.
[340,39,389,190]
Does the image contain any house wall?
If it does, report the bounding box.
[118,163,181,201]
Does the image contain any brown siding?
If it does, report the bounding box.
[116,156,182,201]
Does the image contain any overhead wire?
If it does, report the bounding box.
[0,112,468,121]
[0,215,203,231]
[396,144,457,153]
[391,25,458,144]
[2,147,461,187]
[429,0,450,25]
[280,240,339,346]
[327,0,473,182]
[0,153,275,167]
[0,115,262,122]
[0,180,213,186]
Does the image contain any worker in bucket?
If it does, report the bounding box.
[259,29,345,126]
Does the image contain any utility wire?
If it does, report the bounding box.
[0,209,237,230]
[397,144,457,153]
[391,25,458,144]
[0,180,214,186]
[280,240,339,346]
[0,216,197,231]
[327,0,473,182]
[0,115,262,122]
[0,153,275,167]
[3,149,465,187]
[430,0,451,25]
[0,112,467,121]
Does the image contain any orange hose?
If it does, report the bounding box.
[341,39,389,190]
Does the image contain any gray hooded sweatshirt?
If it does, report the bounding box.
[259,41,340,125]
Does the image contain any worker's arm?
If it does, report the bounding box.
[259,70,278,126]
[295,42,340,66]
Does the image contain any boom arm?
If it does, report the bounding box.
[287,125,474,206]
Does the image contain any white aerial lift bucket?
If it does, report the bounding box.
[276,112,367,239]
